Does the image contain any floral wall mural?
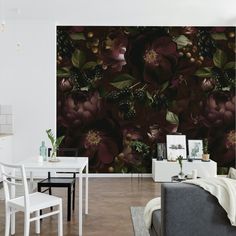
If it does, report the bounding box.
[57,26,235,173]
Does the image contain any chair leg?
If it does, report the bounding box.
[5,207,10,236]
[35,210,40,234]
[38,185,43,217]
[49,188,53,211]
[72,183,75,211]
[58,201,63,236]
[24,213,30,236]
[67,186,71,221]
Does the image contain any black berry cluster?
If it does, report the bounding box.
[124,108,136,120]
[106,91,121,102]
[57,29,74,59]
[212,67,235,89]
[119,87,132,98]
[152,94,169,110]
[134,90,146,102]
[197,29,216,58]
[118,101,131,112]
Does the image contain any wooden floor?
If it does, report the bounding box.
[0,178,161,236]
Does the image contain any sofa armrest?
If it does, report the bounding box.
[161,183,236,236]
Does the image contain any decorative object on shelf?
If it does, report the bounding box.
[192,169,198,179]
[157,143,166,160]
[177,155,185,179]
[202,138,210,161]
[188,139,203,159]
[166,135,187,161]
[39,141,47,161]
[46,129,64,162]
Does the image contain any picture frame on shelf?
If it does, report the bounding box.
[166,135,187,161]
[188,139,203,159]
[157,143,167,160]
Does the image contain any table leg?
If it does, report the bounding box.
[85,162,88,215]
[10,169,16,235]
[79,168,83,236]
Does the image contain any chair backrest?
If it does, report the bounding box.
[0,162,29,209]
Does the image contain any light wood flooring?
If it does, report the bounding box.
[0,178,161,236]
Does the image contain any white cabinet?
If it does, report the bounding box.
[0,135,12,181]
[152,159,217,182]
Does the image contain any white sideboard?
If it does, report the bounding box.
[0,135,12,181]
[152,159,217,182]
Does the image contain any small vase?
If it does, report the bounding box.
[178,171,185,179]
[202,154,210,161]
[48,150,60,162]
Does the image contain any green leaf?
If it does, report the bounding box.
[224,61,236,70]
[97,86,106,97]
[211,33,227,41]
[70,33,85,41]
[46,129,55,147]
[173,35,191,49]
[55,136,65,149]
[110,74,135,89]
[146,91,154,103]
[82,61,97,70]
[57,67,70,77]
[194,67,212,77]
[213,49,227,69]
[160,81,169,92]
[166,110,179,125]
[72,49,86,68]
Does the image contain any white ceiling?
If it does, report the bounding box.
[1,0,236,25]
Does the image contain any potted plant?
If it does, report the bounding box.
[177,155,185,179]
[46,129,64,162]
[202,138,210,161]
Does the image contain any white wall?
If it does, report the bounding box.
[0,0,235,163]
[0,21,56,161]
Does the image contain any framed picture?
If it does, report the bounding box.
[188,140,203,159]
[157,143,167,160]
[166,135,187,161]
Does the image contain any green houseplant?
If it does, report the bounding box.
[177,155,185,179]
[46,129,64,162]
[202,138,210,161]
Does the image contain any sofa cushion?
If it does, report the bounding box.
[152,209,161,236]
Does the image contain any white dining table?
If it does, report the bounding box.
[12,157,88,236]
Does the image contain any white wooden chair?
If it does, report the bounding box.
[0,162,63,236]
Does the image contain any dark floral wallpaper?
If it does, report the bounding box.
[57,26,236,173]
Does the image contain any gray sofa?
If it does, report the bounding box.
[150,183,236,236]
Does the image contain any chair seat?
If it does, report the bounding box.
[8,192,61,212]
[38,177,75,186]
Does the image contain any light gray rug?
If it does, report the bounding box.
[130,207,149,236]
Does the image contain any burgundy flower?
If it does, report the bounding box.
[210,130,236,167]
[182,27,198,35]
[58,91,103,128]
[59,78,73,92]
[201,77,216,92]
[170,59,197,88]
[100,33,128,71]
[202,92,235,127]
[80,127,120,172]
[126,34,178,85]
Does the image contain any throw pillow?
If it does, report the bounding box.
[228,167,236,179]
